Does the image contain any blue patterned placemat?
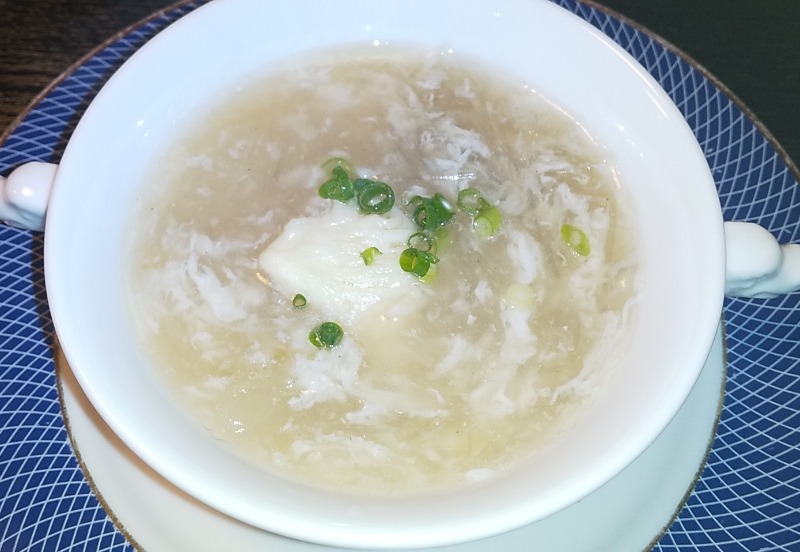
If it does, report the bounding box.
[1,1,798,550]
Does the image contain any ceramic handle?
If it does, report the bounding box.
[724,221,800,298]
[0,161,56,232]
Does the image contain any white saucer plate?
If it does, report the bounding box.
[57,326,724,551]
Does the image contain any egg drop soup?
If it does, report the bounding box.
[127,48,638,494]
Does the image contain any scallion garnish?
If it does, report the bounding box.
[407,232,434,252]
[474,205,502,238]
[409,193,456,231]
[292,294,307,308]
[354,179,395,214]
[399,247,439,278]
[321,157,354,177]
[319,158,395,215]
[457,187,488,215]
[318,159,506,282]
[457,188,502,237]
[309,321,344,348]
[360,246,382,265]
[561,223,590,256]
[503,282,536,310]
[319,165,354,202]
[352,177,369,196]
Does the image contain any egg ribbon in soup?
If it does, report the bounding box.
[127,47,638,494]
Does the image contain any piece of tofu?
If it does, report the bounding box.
[259,202,422,326]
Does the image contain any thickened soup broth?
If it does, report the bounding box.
[128,48,638,494]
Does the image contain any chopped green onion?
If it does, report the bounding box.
[399,247,439,278]
[319,158,397,216]
[474,205,503,237]
[355,179,395,214]
[352,177,369,196]
[321,157,353,177]
[292,294,307,308]
[432,226,453,250]
[457,188,488,215]
[309,321,344,348]
[407,232,434,252]
[319,166,354,202]
[360,246,382,265]
[561,223,591,256]
[503,282,536,310]
[409,193,456,230]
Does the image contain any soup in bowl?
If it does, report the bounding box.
[41,0,727,548]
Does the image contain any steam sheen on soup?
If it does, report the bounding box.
[128,48,637,494]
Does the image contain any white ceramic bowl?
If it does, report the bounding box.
[40,0,726,548]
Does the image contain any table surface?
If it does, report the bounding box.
[1,0,799,169]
